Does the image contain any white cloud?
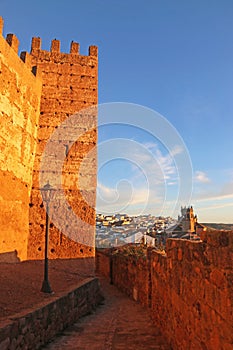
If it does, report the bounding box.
[97,180,163,215]
[170,145,184,156]
[194,192,233,203]
[135,142,184,185]
[194,171,210,183]
[97,182,118,202]
[97,140,187,216]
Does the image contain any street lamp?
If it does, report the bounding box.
[40,181,55,293]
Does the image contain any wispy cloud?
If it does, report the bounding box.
[194,192,233,203]
[97,141,185,215]
[194,171,210,183]
[97,180,163,215]
[133,142,183,184]
[97,182,118,203]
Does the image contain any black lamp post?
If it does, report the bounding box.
[40,181,55,293]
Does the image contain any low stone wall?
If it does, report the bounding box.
[96,231,233,350]
[151,232,233,350]
[0,277,102,350]
[96,247,150,306]
[112,251,150,307]
[96,249,111,280]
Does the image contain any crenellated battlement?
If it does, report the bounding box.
[0,16,98,263]
[20,51,32,67]
[30,36,98,59]
[0,17,40,77]
[6,33,19,53]
[0,16,98,78]
[70,40,80,54]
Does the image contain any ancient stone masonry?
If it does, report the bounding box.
[0,18,42,261]
[96,230,233,350]
[0,17,98,261]
[0,278,102,349]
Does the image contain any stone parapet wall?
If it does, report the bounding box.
[0,277,102,350]
[151,231,232,350]
[96,249,111,280]
[112,251,150,307]
[96,231,233,350]
[96,247,150,306]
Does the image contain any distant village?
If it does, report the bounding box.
[96,206,206,248]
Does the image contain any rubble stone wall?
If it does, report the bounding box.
[28,37,98,260]
[0,277,102,350]
[96,231,233,350]
[0,17,98,261]
[0,18,42,261]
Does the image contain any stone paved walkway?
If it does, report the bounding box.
[42,277,170,350]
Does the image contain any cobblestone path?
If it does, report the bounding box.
[42,278,170,350]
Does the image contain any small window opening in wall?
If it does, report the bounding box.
[50,223,54,228]
[51,248,55,253]
[80,249,83,254]
[38,247,42,251]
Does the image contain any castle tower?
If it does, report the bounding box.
[27,38,98,259]
[181,206,195,233]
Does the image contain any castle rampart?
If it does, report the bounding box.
[0,17,98,261]
[0,18,42,261]
[28,35,98,260]
[96,230,233,350]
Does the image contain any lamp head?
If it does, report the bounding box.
[41,181,55,203]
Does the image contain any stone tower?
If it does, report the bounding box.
[181,206,196,233]
[28,38,98,260]
[0,17,98,261]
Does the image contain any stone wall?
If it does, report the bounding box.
[0,277,102,350]
[96,248,150,306]
[0,16,98,261]
[0,18,42,261]
[113,249,151,307]
[96,249,111,279]
[28,37,98,260]
[96,231,233,350]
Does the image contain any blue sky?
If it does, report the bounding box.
[1,0,233,222]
